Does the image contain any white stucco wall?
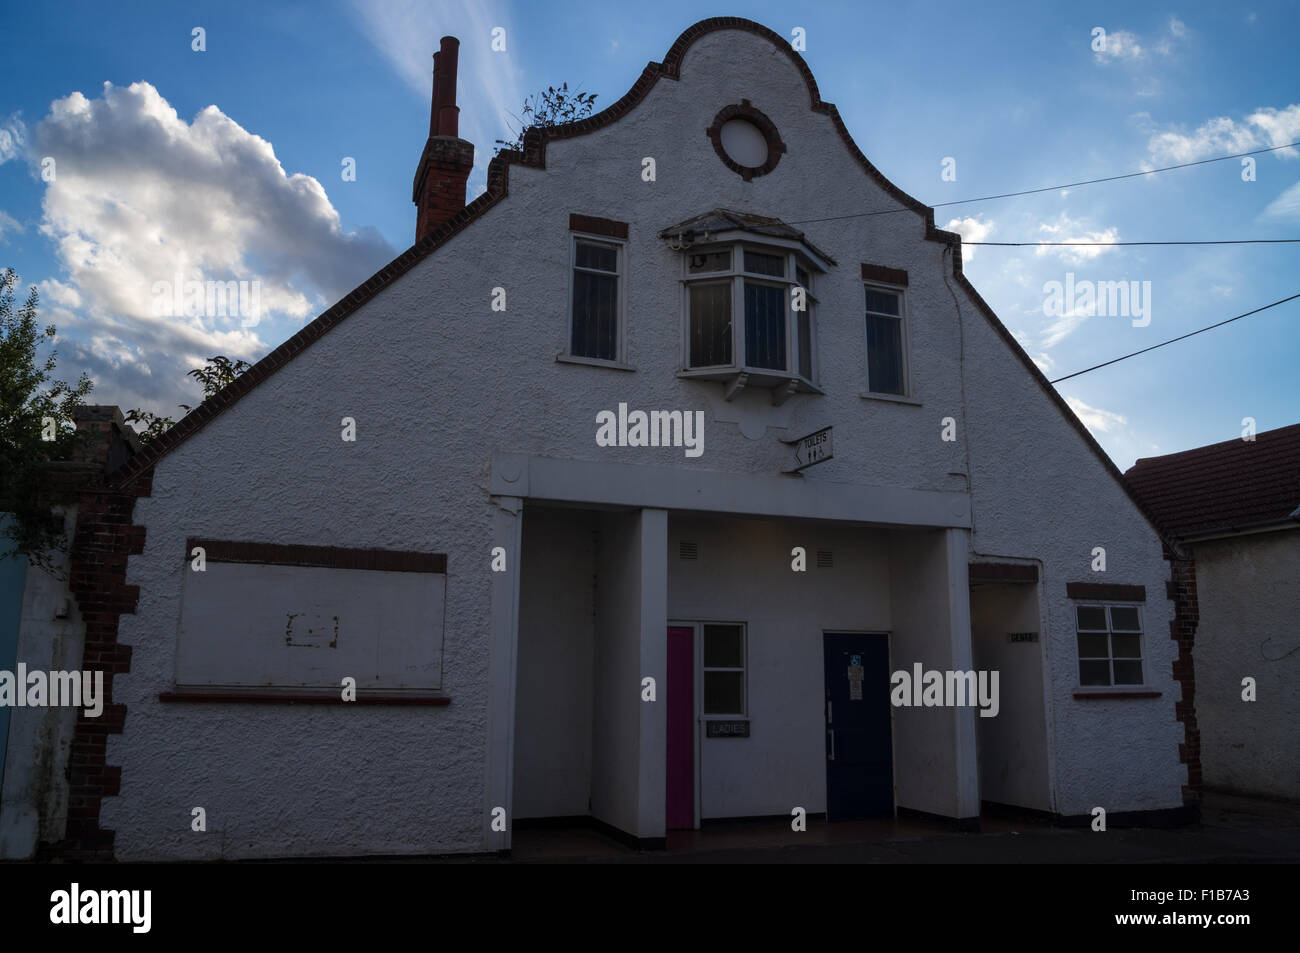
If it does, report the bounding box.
[0,505,83,859]
[668,515,892,819]
[1193,529,1300,800]
[105,24,1182,858]
[513,507,596,819]
[971,582,1051,811]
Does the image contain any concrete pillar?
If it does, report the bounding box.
[636,508,668,840]
[945,527,981,822]
[484,495,523,850]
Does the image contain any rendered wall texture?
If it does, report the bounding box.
[102,24,1182,858]
[1193,531,1300,800]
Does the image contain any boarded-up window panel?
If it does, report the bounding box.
[176,561,446,691]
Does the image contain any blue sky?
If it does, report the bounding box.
[1,0,1297,468]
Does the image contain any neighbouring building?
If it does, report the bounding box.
[0,408,141,859]
[1127,423,1300,802]
[21,18,1195,860]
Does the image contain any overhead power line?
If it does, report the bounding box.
[1048,292,1300,384]
[969,239,1300,247]
[786,140,1300,226]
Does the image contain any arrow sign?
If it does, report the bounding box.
[782,426,833,473]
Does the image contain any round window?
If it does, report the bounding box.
[719,119,768,168]
[706,102,786,181]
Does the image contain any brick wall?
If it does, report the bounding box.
[45,469,152,860]
[1166,543,1201,804]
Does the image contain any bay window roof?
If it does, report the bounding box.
[658,208,836,269]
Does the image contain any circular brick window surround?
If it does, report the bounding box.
[707,101,786,181]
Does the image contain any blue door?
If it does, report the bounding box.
[823,632,893,819]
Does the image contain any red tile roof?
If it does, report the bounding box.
[1125,423,1300,539]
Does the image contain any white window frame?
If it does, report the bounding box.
[1073,602,1146,688]
[700,621,748,718]
[861,281,913,400]
[677,241,820,390]
[563,231,629,368]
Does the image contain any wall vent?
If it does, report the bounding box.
[817,549,834,569]
[679,540,699,560]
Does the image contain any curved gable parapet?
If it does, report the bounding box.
[512,17,937,231]
[110,17,1165,546]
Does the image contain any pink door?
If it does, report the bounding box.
[666,626,695,829]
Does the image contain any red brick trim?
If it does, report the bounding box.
[705,100,787,181]
[569,214,629,239]
[1066,582,1146,601]
[186,538,446,573]
[104,16,1175,556]
[159,690,451,706]
[1166,544,1201,802]
[861,263,909,286]
[969,562,1038,584]
[1073,690,1163,699]
[51,468,154,860]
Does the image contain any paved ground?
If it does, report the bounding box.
[491,791,1300,864]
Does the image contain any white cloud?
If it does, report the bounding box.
[1066,396,1128,433]
[1146,104,1300,164]
[1095,29,1145,62]
[0,114,25,164]
[942,216,994,261]
[1168,17,1188,39]
[1033,213,1120,265]
[0,209,21,241]
[348,0,524,172]
[31,81,394,416]
[1260,179,1300,220]
[1011,328,1055,373]
[1041,307,1094,349]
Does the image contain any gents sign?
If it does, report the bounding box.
[783,426,833,472]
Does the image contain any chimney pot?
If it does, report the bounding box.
[413,35,474,243]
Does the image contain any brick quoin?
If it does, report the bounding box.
[43,469,153,861]
[1164,542,1202,804]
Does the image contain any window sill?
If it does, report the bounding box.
[859,391,921,406]
[159,690,451,705]
[556,353,636,372]
[1072,687,1161,699]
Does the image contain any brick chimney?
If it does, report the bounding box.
[413,36,475,243]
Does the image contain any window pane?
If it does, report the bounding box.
[571,271,617,361]
[796,266,810,289]
[865,314,903,394]
[865,289,900,316]
[745,282,787,370]
[689,283,732,367]
[704,671,744,714]
[688,249,730,273]
[798,309,812,379]
[575,241,618,273]
[744,250,785,277]
[1111,634,1142,658]
[1110,606,1141,632]
[1077,633,1109,658]
[1076,606,1107,631]
[1113,660,1144,685]
[703,625,743,667]
[1079,660,1111,686]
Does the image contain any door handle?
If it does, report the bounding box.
[828,729,835,761]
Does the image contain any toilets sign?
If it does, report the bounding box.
[784,426,833,473]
